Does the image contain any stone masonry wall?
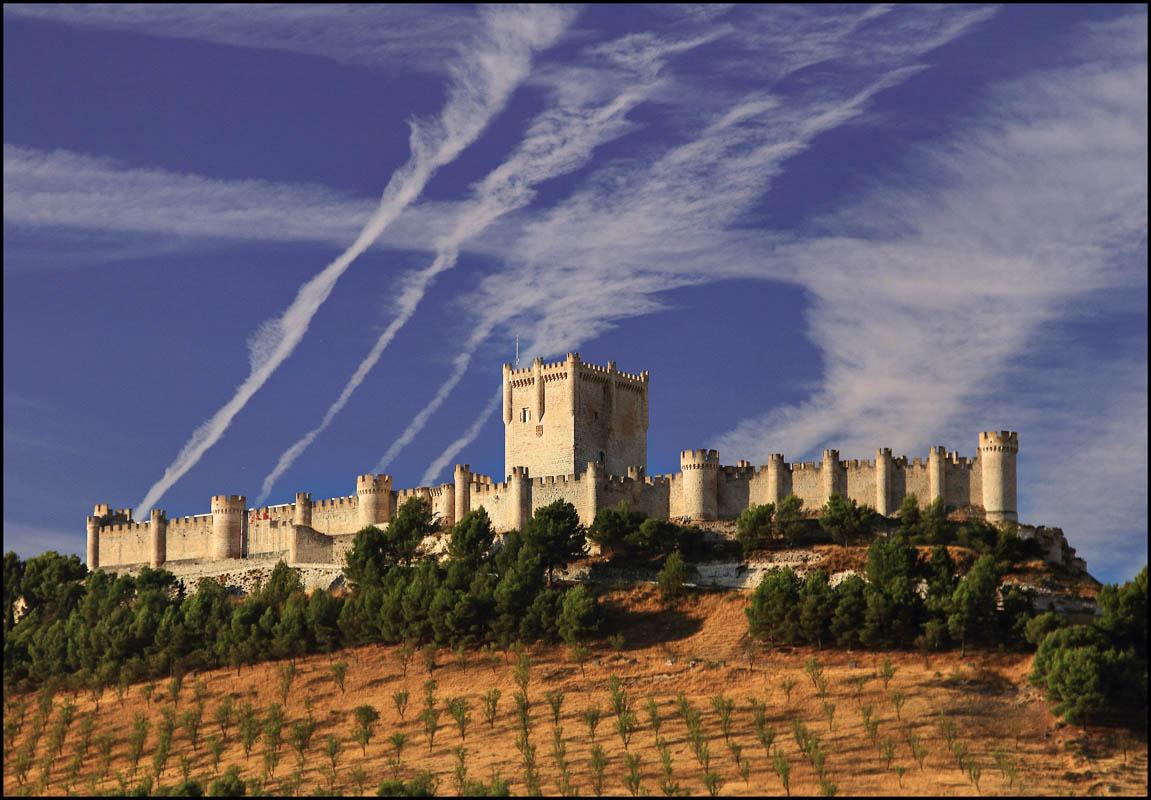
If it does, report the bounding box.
[505,359,576,480]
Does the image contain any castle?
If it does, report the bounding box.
[85,353,1019,572]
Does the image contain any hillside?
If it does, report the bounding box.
[4,587,1145,797]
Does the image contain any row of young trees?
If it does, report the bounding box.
[2,498,600,693]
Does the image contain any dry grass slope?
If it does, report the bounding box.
[4,588,1146,796]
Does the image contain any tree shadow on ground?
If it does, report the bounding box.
[599,604,704,649]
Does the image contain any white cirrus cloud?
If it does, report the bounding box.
[415,6,998,483]
[134,5,575,516]
[3,4,482,74]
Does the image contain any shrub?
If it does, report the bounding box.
[657,552,693,603]
[377,771,437,797]
[1024,612,1065,646]
[210,768,248,796]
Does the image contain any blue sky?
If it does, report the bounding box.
[3,5,1146,583]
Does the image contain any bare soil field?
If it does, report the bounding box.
[4,587,1145,796]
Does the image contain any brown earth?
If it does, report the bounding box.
[4,587,1145,797]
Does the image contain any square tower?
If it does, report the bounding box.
[503,353,648,479]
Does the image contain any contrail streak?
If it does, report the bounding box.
[373,323,498,473]
[256,30,724,501]
[421,388,504,485]
[135,5,573,516]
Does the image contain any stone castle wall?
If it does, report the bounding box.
[85,354,1018,574]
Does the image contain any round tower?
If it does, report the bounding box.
[766,453,789,505]
[211,495,246,560]
[86,514,101,571]
[294,492,312,528]
[149,509,167,568]
[928,445,947,506]
[356,474,393,529]
[875,448,893,516]
[979,431,1018,524]
[454,464,472,521]
[584,460,603,527]
[821,449,842,503]
[680,449,719,520]
[509,466,531,532]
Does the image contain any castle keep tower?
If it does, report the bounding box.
[979,431,1018,523]
[504,352,648,479]
[211,495,245,560]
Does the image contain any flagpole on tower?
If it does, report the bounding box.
[514,335,520,368]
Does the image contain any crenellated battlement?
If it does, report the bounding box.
[313,495,356,510]
[681,448,720,465]
[980,430,1019,452]
[533,473,581,487]
[472,477,513,496]
[356,474,392,493]
[85,356,1021,571]
[211,495,245,508]
[99,520,150,535]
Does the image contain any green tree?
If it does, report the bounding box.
[449,509,496,569]
[330,661,349,695]
[920,498,951,544]
[1024,612,1065,646]
[657,551,693,604]
[829,575,866,647]
[557,585,600,645]
[861,533,923,647]
[923,545,957,619]
[797,570,836,648]
[209,765,247,797]
[388,497,438,567]
[1096,566,1147,658]
[343,527,389,590]
[352,705,379,756]
[819,494,872,547]
[747,568,801,644]
[947,554,1000,656]
[897,495,921,537]
[736,504,775,555]
[524,501,586,585]
[775,495,805,546]
[588,502,646,554]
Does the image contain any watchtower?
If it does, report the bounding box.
[979,431,1018,524]
[211,495,245,560]
[503,352,649,478]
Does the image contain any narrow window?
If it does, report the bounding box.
[521,407,531,423]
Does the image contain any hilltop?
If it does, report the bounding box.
[4,586,1145,797]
